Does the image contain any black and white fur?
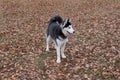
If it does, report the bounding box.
[46,15,75,63]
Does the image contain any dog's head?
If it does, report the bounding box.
[61,19,75,36]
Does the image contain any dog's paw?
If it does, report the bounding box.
[61,54,66,58]
[56,59,61,63]
[46,48,49,52]
[62,55,66,58]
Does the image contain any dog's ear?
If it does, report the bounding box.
[65,19,68,22]
[64,19,68,24]
[62,19,67,28]
[63,18,71,28]
[67,18,71,22]
[65,18,70,23]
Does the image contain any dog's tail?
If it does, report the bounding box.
[49,15,63,24]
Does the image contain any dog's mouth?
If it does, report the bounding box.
[67,31,73,36]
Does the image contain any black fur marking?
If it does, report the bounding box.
[64,21,71,28]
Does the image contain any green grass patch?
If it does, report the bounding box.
[34,52,56,69]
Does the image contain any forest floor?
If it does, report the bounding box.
[0,0,120,80]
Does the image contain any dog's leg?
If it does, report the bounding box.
[61,42,66,58]
[56,39,61,63]
[53,41,57,49]
[46,35,50,51]
[56,46,61,63]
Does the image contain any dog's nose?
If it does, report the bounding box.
[73,31,75,33]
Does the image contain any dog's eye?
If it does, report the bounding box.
[68,27,71,29]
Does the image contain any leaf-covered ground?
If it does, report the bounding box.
[0,0,120,80]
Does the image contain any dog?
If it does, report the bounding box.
[46,15,75,63]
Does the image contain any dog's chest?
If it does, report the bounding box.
[57,37,68,46]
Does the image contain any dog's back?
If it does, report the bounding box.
[46,15,65,40]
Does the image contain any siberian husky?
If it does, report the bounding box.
[46,15,75,63]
